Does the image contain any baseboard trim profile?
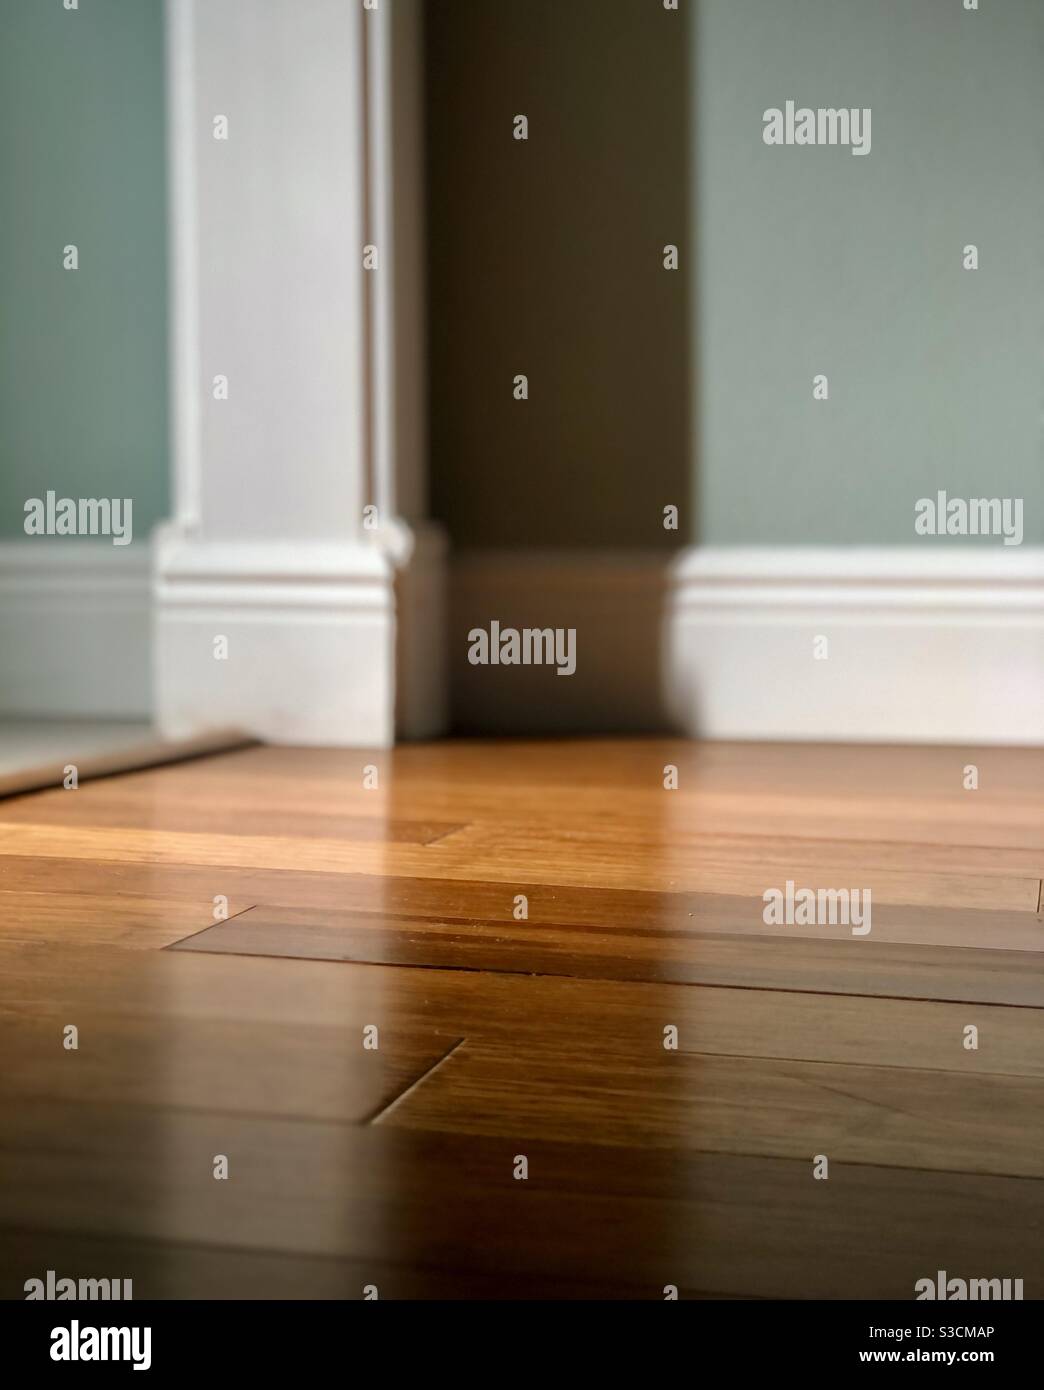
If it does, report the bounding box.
[0,528,448,745]
[4,540,1038,744]
[451,547,1044,743]
[154,523,447,747]
[153,530,394,747]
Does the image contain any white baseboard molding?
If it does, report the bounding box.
[154,523,447,747]
[451,547,1044,744]
[154,530,394,747]
[5,540,1038,745]
[0,541,152,718]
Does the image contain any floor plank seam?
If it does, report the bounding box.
[362,1037,468,1125]
[162,905,260,950]
[420,824,472,847]
[164,944,1044,1009]
[5,1124,1041,1186]
[360,1138,1044,1186]
[591,1047,1044,1083]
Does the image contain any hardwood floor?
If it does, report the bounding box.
[1,739,1042,1299]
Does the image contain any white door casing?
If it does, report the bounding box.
[156,0,444,747]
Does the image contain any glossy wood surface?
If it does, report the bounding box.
[2,740,1042,1298]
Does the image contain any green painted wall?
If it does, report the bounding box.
[694,0,1043,545]
[2,0,1036,551]
[0,0,169,540]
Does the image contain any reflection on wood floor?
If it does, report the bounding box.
[1,740,1042,1298]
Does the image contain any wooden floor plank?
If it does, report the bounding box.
[1,852,1037,932]
[1,1098,1041,1301]
[0,1227,688,1301]
[0,890,218,949]
[171,889,1044,955]
[173,907,1044,1006]
[447,821,1044,894]
[3,818,1039,910]
[3,942,1042,1077]
[0,1008,459,1125]
[0,783,463,846]
[3,738,1043,1299]
[377,1040,1044,1178]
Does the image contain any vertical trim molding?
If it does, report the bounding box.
[156,0,445,747]
[164,0,201,533]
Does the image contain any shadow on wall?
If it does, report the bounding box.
[424,0,694,732]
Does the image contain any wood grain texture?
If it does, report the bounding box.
[174,907,1044,1006]
[0,890,217,949]
[2,738,1043,1299]
[0,1007,460,1125]
[201,878,1043,953]
[2,740,1041,903]
[1,818,1037,909]
[376,1040,1044,1178]
[1,1097,1041,1301]
[0,1227,689,1301]
[3,942,1042,1076]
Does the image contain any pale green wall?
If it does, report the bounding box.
[694,0,1043,545]
[2,1,1037,550]
[0,0,168,539]
[428,0,1041,551]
